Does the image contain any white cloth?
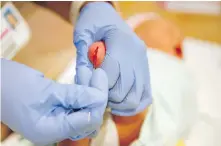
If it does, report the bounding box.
[130,49,197,146]
[182,38,221,146]
[183,38,221,118]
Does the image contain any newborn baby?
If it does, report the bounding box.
[58,14,196,146]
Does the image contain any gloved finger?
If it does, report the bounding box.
[110,54,152,116]
[111,87,152,116]
[75,66,92,85]
[67,69,108,139]
[85,68,109,138]
[75,66,105,139]
[74,1,117,43]
[75,38,94,70]
[87,68,109,138]
[101,54,120,90]
[102,37,135,103]
[108,69,143,111]
[108,63,134,103]
[90,68,108,93]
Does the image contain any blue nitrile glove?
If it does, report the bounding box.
[74,2,152,116]
[1,58,108,145]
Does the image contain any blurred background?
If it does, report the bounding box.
[1,1,221,146]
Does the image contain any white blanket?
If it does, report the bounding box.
[183,38,221,146]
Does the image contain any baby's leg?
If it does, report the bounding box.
[57,138,90,146]
[112,108,149,146]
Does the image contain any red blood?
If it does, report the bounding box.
[175,43,183,58]
[88,41,106,68]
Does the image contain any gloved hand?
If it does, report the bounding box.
[1,59,108,145]
[74,2,152,116]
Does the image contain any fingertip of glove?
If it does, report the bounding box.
[91,68,108,93]
[76,66,92,85]
[93,68,107,80]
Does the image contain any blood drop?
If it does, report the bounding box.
[88,41,106,68]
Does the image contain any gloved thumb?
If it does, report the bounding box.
[75,66,108,138]
[66,68,108,139]
[75,65,108,93]
[73,66,108,110]
[90,68,108,93]
[74,31,94,71]
[75,66,92,85]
